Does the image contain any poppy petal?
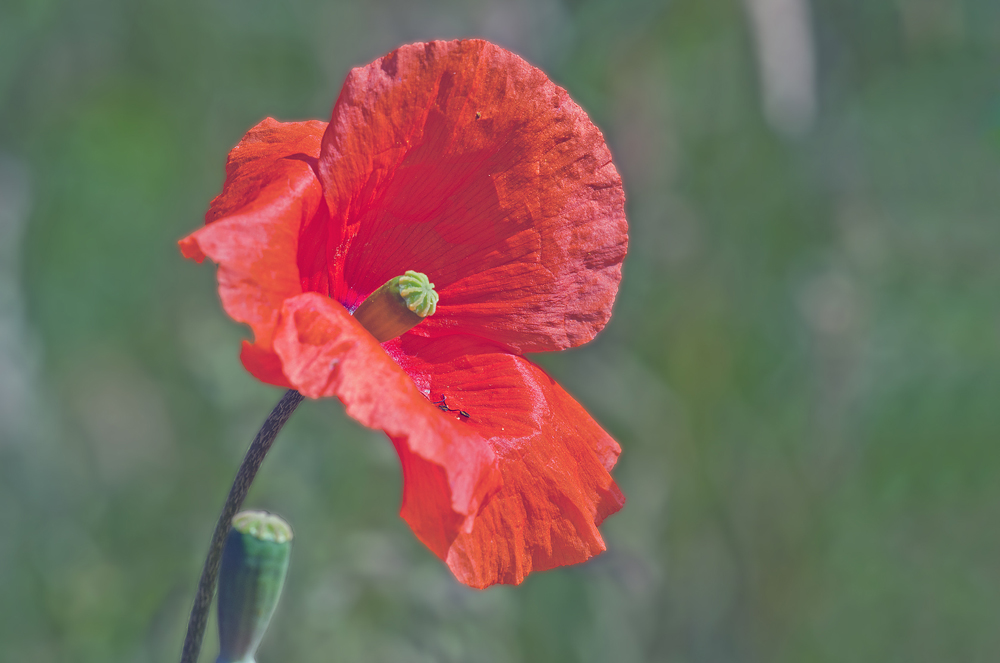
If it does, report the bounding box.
[179,118,327,384]
[316,39,627,353]
[387,333,625,587]
[271,293,502,558]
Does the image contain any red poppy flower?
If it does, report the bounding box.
[180,39,626,588]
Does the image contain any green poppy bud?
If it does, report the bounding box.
[216,511,292,663]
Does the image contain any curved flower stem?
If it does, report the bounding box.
[180,389,305,663]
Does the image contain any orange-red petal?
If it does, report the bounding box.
[315,40,627,353]
[387,333,625,587]
[271,293,502,558]
[179,118,327,385]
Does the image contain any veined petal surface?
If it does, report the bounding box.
[314,39,627,353]
[388,333,625,587]
[180,118,327,385]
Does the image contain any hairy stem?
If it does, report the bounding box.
[180,389,305,663]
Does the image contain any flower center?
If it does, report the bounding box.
[353,270,439,342]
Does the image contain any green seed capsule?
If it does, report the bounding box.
[352,270,438,342]
[216,511,292,663]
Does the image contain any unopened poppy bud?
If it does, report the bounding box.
[216,511,292,663]
[353,270,439,342]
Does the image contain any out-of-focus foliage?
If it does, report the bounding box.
[1,0,999,661]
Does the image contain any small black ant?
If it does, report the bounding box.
[432,395,470,419]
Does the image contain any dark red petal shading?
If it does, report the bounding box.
[387,333,625,587]
[315,39,627,353]
[179,118,327,386]
[271,293,502,558]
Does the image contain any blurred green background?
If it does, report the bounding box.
[2,0,999,661]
